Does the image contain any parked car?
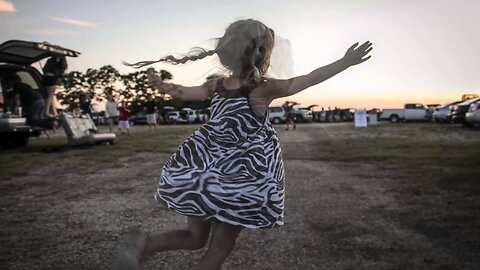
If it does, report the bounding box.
[0,40,80,148]
[177,108,198,124]
[448,98,480,126]
[432,101,461,122]
[426,104,441,121]
[196,108,209,123]
[268,106,286,124]
[381,103,429,123]
[128,112,148,125]
[91,111,106,125]
[295,106,314,123]
[167,111,180,123]
[465,100,480,126]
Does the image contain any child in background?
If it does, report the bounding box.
[115,19,372,269]
[117,104,130,135]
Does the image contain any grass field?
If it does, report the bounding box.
[0,126,198,180]
[0,123,479,269]
[314,124,480,193]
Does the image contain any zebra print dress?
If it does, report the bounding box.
[154,81,285,229]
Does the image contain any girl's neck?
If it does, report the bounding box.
[224,76,249,90]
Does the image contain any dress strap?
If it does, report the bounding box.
[215,77,263,98]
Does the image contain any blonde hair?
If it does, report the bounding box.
[124,19,275,81]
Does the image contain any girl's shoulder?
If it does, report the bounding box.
[249,77,289,100]
[202,75,227,96]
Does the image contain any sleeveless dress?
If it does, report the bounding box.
[154,80,285,229]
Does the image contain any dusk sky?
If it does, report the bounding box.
[1,0,479,109]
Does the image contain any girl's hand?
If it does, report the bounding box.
[146,68,182,96]
[343,41,373,66]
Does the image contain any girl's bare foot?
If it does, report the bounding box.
[112,228,147,270]
[138,234,151,265]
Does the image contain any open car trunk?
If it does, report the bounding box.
[0,40,80,66]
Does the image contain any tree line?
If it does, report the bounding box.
[57,65,210,114]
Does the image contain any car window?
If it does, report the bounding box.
[17,71,40,90]
[269,107,282,113]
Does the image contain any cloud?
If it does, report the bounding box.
[0,0,16,12]
[49,16,97,27]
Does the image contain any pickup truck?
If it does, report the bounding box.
[381,103,429,123]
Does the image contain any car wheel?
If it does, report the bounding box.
[390,115,399,123]
[0,132,30,149]
[272,117,281,124]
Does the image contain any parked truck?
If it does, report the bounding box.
[381,103,429,123]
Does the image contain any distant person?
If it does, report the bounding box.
[320,107,326,122]
[105,94,119,133]
[117,19,372,269]
[332,106,339,122]
[117,104,131,135]
[144,95,157,130]
[326,107,332,122]
[156,98,167,124]
[282,101,297,130]
[42,55,68,117]
[79,92,92,118]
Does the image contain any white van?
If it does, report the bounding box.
[268,106,286,124]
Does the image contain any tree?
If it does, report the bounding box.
[120,68,173,113]
[59,65,122,111]
[58,66,192,113]
[56,71,89,111]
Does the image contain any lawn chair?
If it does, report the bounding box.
[60,113,115,146]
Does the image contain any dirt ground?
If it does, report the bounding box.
[0,123,479,270]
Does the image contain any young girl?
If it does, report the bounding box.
[114,19,372,270]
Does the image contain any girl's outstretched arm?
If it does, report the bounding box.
[265,41,372,99]
[146,68,213,100]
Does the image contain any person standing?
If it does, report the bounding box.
[282,101,297,130]
[144,95,157,131]
[105,94,119,133]
[117,104,131,135]
[320,107,326,122]
[42,55,68,117]
[79,92,92,118]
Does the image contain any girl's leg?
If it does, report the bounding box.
[44,86,55,117]
[196,222,241,270]
[50,94,58,116]
[140,217,212,263]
